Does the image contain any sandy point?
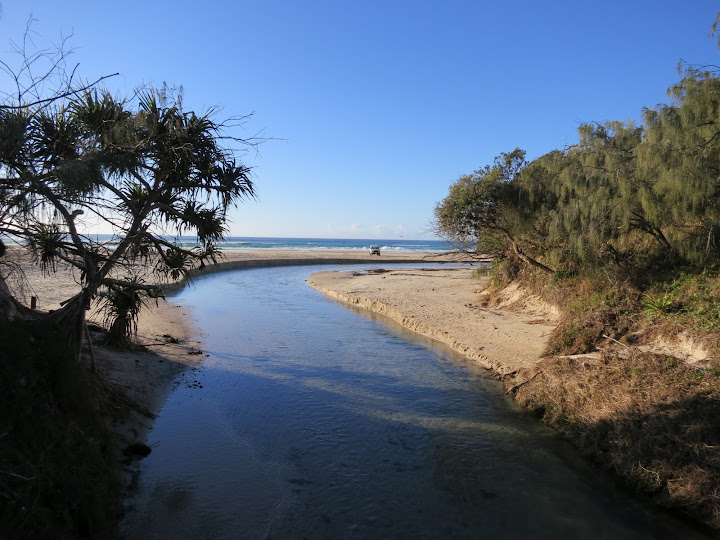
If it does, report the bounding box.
[307,266,558,376]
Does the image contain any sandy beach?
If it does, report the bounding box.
[7,248,454,312]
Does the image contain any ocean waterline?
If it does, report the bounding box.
[6,235,453,253]
[121,265,707,539]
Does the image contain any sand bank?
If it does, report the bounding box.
[308,267,559,376]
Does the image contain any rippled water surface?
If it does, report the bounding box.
[121,265,707,539]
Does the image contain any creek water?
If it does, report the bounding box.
[121,265,707,539]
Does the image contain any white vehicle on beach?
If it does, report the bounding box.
[369,245,381,256]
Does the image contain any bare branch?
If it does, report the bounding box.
[0,73,119,110]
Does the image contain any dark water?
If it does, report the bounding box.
[121,265,708,539]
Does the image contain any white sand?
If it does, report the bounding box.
[308,267,558,376]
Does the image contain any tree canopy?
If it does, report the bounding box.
[0,49,257,349]
[434,65,720,276]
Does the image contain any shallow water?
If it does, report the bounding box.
[121,265,708,539]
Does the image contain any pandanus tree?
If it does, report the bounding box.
[0,86,256,361]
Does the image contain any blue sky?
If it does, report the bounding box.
[1,1,719,239]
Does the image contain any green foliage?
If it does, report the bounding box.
[434,148,556,273]
[643,270,720,331]
[98,280,157,348]
[0,83,257,343]
[435,66,720,276]
[161,248,192,280]
[642,293,674,317]
[638,68,720,264]
[27,224,65,274]
[433,147,527,252]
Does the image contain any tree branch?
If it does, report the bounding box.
[0,73,119,110]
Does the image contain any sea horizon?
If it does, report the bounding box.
[204,236,451,252]
[51,235,453,253]
[4,233,452,252]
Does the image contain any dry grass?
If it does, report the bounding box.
[487,257,720,529]
[543,306,628,356]
[510,351,720,529]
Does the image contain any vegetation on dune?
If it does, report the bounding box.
[0,320,123,538]
[432,14,720,531]
[436,65,720,274]
[515,350,720,529]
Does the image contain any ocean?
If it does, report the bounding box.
[74,235,452,253]
[203,236,451,252]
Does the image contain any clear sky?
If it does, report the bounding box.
[1,1,719,239]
